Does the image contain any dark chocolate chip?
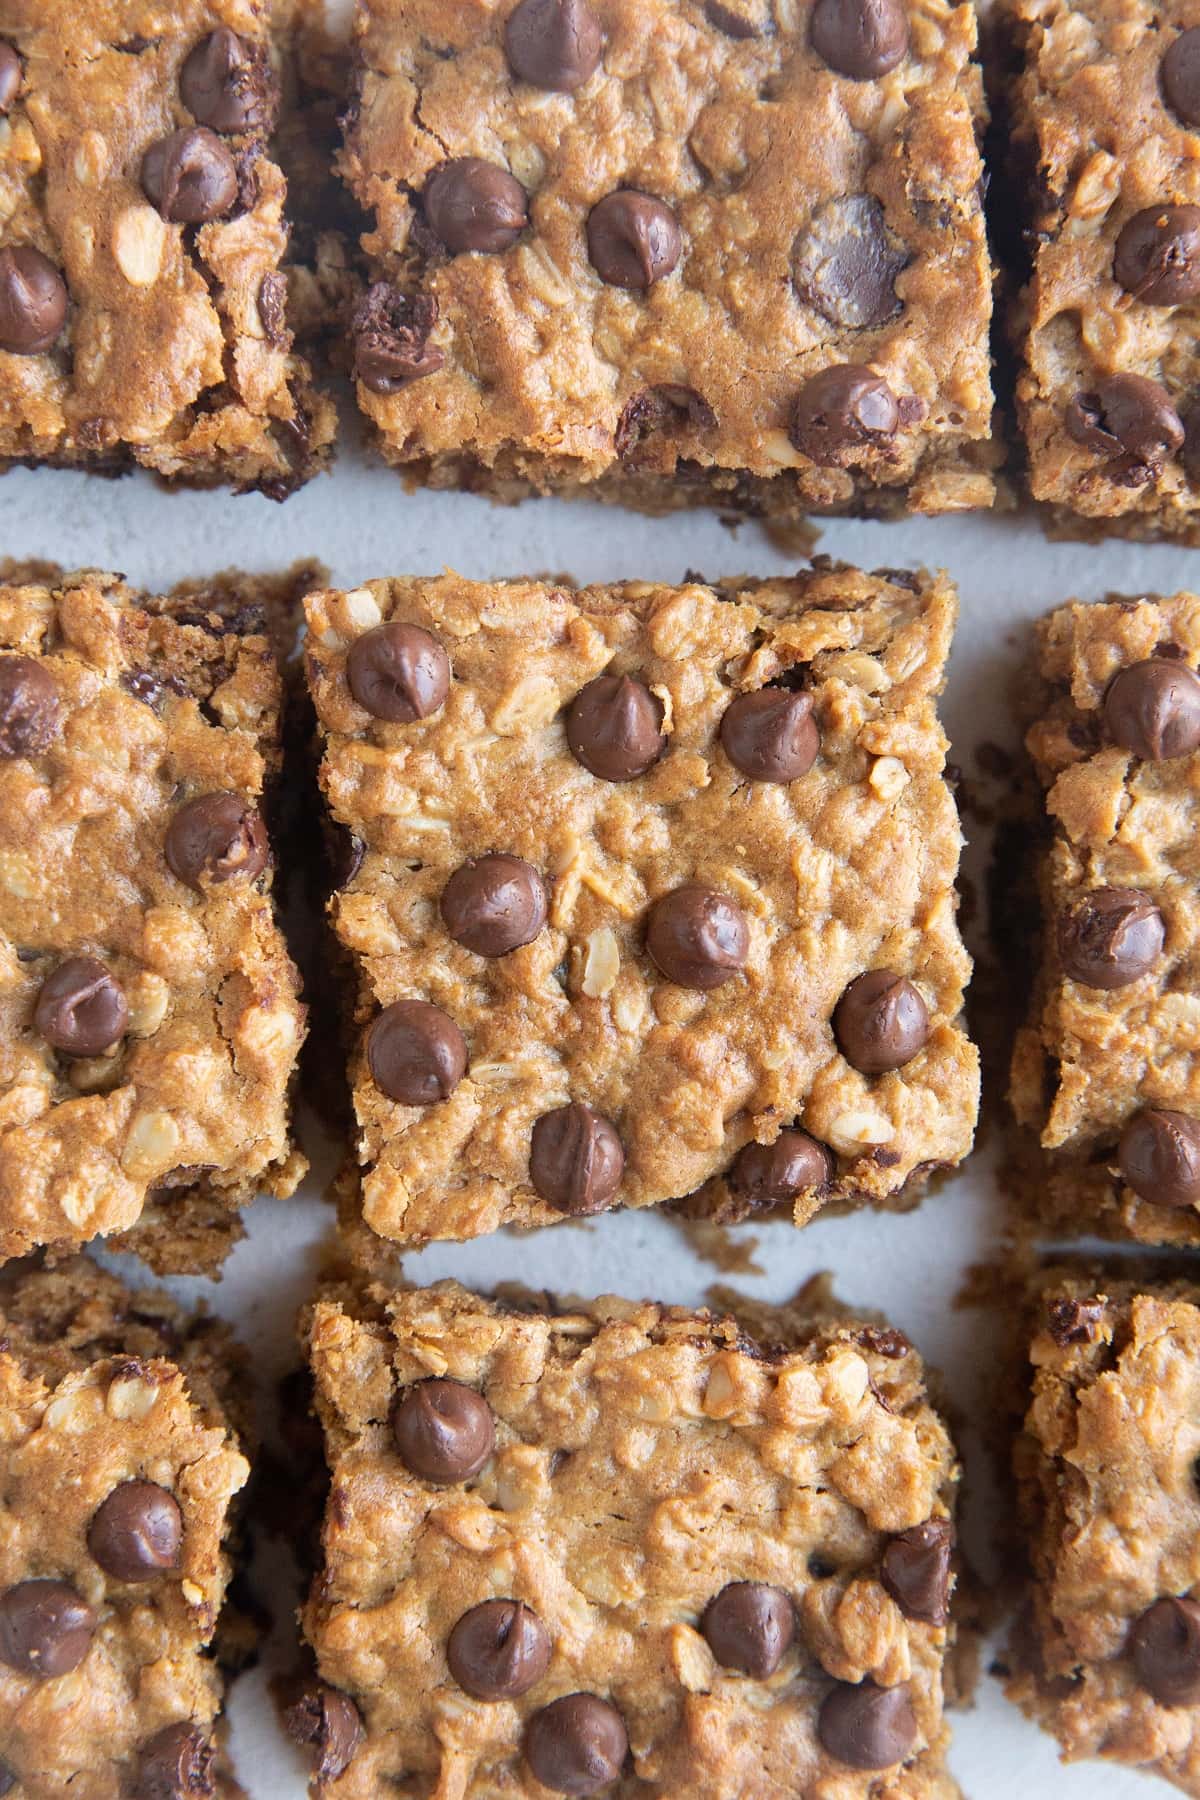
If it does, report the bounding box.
[0,654,60,755]
[834,970,930,1073]
[1104,657,1200,761]
[330,824,365,891]
[448,1599,552,1700]
[523,1693,628,1797]
[0,42,22,114]
[392,1378,495,1483]
[1118,1108,1200,1210]
[423,158,528,255]
[792,196,906,329]
[283,1683,364,1781]
[701,1582,795,1677]
[720,688,819,782]
[1057,887,1165,989]
[352,284,444,393]
[0,1579,96,1678]
[587,191,682,290]
[817,1680,917,1769]
[505,0,602,91]
[530,1102,625,1214]
[858,1324,909,1357]
[87,1480,183,1581]
[180,29,269,134]
[440,854,548,956]
[136,1724,215,1800]
[1131,1597,1200,1706]
[1113,205,1200,305]
[0,247,68,355]
[1046,1296,1106,1347]
[1163,29,1200,127]
[257,271,287,344]
[790,364,899,465]
[614,384,716,458]
[165,792,268,888]
[367,999,467,1105]
[141,127,238,225]
[646,884,749,989]
[34,957,129,1057]
[881,1521,954,1625]
[729,1129,833,1206]
[346,622,451,722]
[1065,374,1184,465]
[810,0,909,80]
[566,674,665,781]
[706,0,761,36]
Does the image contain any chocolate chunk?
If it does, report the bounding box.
[347,621,451,722]
[792,196,906,329]
[881,1521,953,1624]
[448,1599,552,1700]
[530,1102,625,1214]
[1131,1597,1200,1706]
[615,384,716,458]
[0,654,60,755]
[392,1378,495,1483]
[706,0,761,36]
[136,1724,215,1800]
[790,364,899,466]
[0,247,68,354]
[1046,1296,1106,1347]
[34,957,129,1057]
[440,854,548,956]
[0,42,22,114]
[729,1130,833,1206]
[505,0,602,91]
[817,1680,917,1769]
[352,285,444,393]
[721,688,819,782]
[1104,657,1200,761]
[646,884,749,989]
[1113,205,1200,305]
[165,792,268,888]
[1164,29,1200,127]
[257,271,287,344]
[141,127,238,225]
[87,1480,183,1581]
[810,0,909,79]
[834,970,929,1073]
[180,29,269,134]
[587,191,683,290]
[523,1694,628,1796]
[701,1582,795,1677]
[1118,1108,1200,1209]
[283,1683,364,1781]
[566,674,665,781]
[0,1579,96,1677]
[367,998,467,1105]
[1065,374,1184,466]
[423,158,528,255]
[1057,887,1165,989]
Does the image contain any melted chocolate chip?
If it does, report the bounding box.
[817,1680,917,1769]
[392,1379,495,1483]
[1065,374,1184,466]
[1163,29,1200,127]
[423,158,528,254]
[440,854,548,956]
[136,1724,215,1800]
[566,674,665,781]
[1131,1597,1200,1706]
[505,0,602,91]
[1057,887,1165,989]
[729,1130,833,1206]
[720,688,819,782]
[165,793,268,888]
[448,1599,552,1700]
[34,957,129,1057]
[810,0,909,80]
[1118,1108,1200,1209]
[701,1582,795,1677]
[0,1579,96,1677]
[614,384,716,458]
[329,824,365,891]
[87,1480,183,1581]
[834,970,930,1073]
[1113,205,1200,305]
[587,191,682,289]
[180,29,270,133]
[646,884,749,989]
[283,1683,364,1781]
[792,196,906,329]
[257,271,287,344]
[346,622,451,722]
[881,1521,954,1624]
[790,364,900,465]
[523,1694,628,1797]
[530,1102,625,1214]
[367,999,467,1105]
[0,43,22,114]
[1103,657,1200,761]
[141,127,238,224]
[0,654,60,755]
[352,284,444,393]
[706,0,762,35]
[0,247,68,355]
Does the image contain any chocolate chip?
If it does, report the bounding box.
[87,1480,183,1581]
[392,1379,495,1483]
[587,191,682,289]
[0,654,60,755]
[180,29,269,134]
[1118,1108,1200,1209]
[1057,887,1165,989]
[367,999,467,1105]
[1113,205,1200,305]
[423,158,528,255]
[1164,29,1200,127]
[0,42,22,114]
[523,1694,628,1797]
[0,247,68,354]
[448,1599,552,1700]
[257,271,287,344]
[352,285,444,393]
[646,884,749,989]
[505,0,602,91]
[330,824,365,891]
[881,1521,954,1625]
[34,957,129,1057]
[1046,1295,1106,1347]
[165,793,268,888]
[566,674,665,781]
[834,970,930,1073]
[1186,399,1200,482]
[441,854,548,957]
[136,1724,215,1800]
[0,1758,14,1796]
[817,1681,917,1769]
[790,364,899,466]
[0,1580,96,1678]
[141,127,238,224]
[614,384,716,458]
[1131,1597,1200,1706]
[729,1130,833,1206]
[810,0,909,79]
[283,1683,363,1781]
[530,1102,625,1214]
[347,622,450,722]
[1065,375,1184,465]
[793,196,905,329]
[706,0,761,36]
[1104,657,1200,761]
[721,689,819,782]
[701,1582,795,1677]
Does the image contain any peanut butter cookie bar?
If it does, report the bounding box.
[294,1278,962,1798]
[304,565,978,1251]
[339,0,996,520]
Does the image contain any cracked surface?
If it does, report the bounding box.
[340,0,996,519]
[302,1278,961,1799]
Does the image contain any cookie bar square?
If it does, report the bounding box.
[1009,592,1200,1245]
[304,566,978,1250]
[339,0,996,520]
[0,567,308,1274]
[295,1278,961,1798]
[0,1254,250,1799]
[0,1,334,494]
[1005,0,1200,539]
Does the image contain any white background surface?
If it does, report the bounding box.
[9,434,1198,1796]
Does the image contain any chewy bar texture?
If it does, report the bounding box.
[0,1255,249,1800]
[305,567,978,1250]
[0,568,307,1274]
[1008,1271,1200,1792]
[0,1,334,494]
[1007,0,1200,539]
[340,0,996,520]
[297,1279,962,1799]
[1010,592,1200,1246]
